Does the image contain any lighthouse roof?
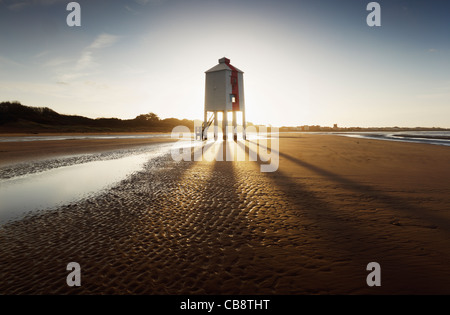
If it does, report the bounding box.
[205,57,244,73]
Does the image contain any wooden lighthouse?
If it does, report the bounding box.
[202,57,246,141]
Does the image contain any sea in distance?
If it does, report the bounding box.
[1,131,449,146]
[324,130,450,147]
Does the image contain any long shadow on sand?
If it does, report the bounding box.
[178,141,289,294]
[248,140,450,231]
[243,140,450,294]
[0,143,204,295]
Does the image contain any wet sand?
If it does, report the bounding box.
[0,134,175,166]
[1,134,450,294]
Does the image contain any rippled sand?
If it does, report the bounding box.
[1,135,450,294]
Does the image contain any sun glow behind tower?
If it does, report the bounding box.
[0,0,449,127]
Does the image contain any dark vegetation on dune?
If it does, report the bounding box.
[3,101,444,134]
[0,101,195,133]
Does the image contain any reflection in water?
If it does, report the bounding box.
[0,134,172,142]
[0,151,163,224]
[304,131,450,147]
[0,136,260,224]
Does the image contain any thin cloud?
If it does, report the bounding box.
[7,2,27,11]
[76,51,94,71]
[87,33,120,50]
[75,33,119,70]
[58,71,95,83]
[58,33,120,82]
[43,57,72,68]
[134,0,166,5]
[3,0,67,10]
[125,5,139,15]
[34,50,51,59]
[0,55,24,68]
[134,0,150,5]
[127,0,165,14]
[34,0,67,5]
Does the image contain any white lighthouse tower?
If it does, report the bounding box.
[202,57,246,141]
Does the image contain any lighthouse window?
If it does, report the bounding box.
[230,95,236,103]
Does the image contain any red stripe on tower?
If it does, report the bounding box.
[225,59,240,111]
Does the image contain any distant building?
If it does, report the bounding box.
[333,124,338,129]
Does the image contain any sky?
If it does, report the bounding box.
[0,0,449,128]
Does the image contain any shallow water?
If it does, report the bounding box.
[0,133,172,142]
[334,131,450,146]
[0,131,271,143]
[0,142,190,225]
[287,131,450,147]
[0,135,267,224]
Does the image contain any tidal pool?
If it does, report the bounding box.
[0,149,167,225]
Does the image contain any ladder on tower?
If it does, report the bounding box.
[201,113,214,140]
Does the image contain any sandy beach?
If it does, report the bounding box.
[1,134,450,294]
[0,133,175,166]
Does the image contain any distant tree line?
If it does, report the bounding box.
[0,101,195,133]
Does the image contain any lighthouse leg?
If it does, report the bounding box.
[223,110,228,140]
[232,111,237,141]
[242,110,246,141]
[214,111,218,141]
[203,110,208,140]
